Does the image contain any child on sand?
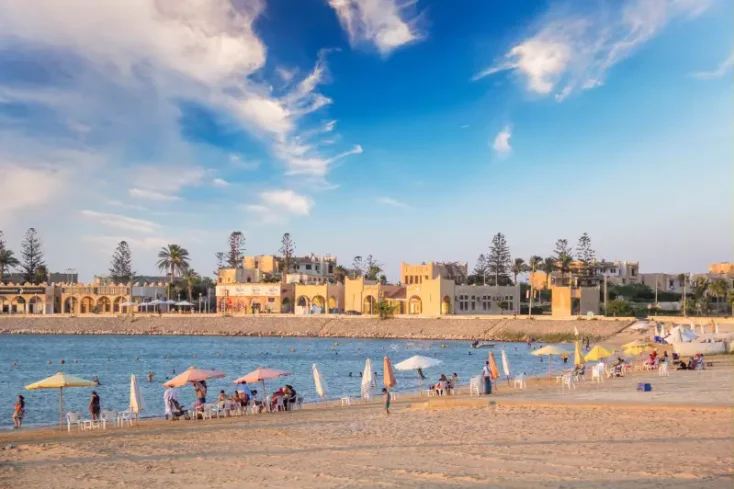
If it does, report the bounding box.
[382,388,390,416]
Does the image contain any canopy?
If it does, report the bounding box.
[394,355,443,370]
[175,301,194,306]
[629,321,651,331]
[574,341,584,366]
[26,372,97,429]
[584,345,616,362]
[383,357,397,389]
[530,345,567,357]
[233,368,290,384]
[164,366,226,387]
[148,300,162,305]
[312,363,327,400]
[165,299,177,305]
[129,374,144,418]
[500,350,510,378]
[121,301,136,307]
[623,344,652,356]
[622,340,651,349]
[488,352,500,380]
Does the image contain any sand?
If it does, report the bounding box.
[1,360,732,488]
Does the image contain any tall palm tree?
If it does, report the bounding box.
[181,269,200,302]
[542,257,556,289]
[511,258,528,285]
[558,254,573,285]
[157,244,191,297]
[707,278,729,314]
[333,265,348,284]
[0,249,20,283]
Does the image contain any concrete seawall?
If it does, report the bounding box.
[0,315,634,341]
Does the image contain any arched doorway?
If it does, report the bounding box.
[281,297,291,313]
[80,296,94,314]
[441,296,451,315]
[408,296,422,315]
[296,296,309,308]
[97,296,112,314]
[328,296,338,312]
[0,297,7,314]
[251,300,261,313]
[113,296,124,313]
[363,295,375,315]
[29,296,44,314]
[64,297,78,314]
[312,295,326,313]
[11,296,26,314]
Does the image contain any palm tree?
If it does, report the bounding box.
[181,269,200,302]
[558,254,573,285]
[511,258,528,285]
[708,278,729,314]
[333,265,348,284]
[0,249,20,283]
[157,244,191,297]
[542,257,556,289]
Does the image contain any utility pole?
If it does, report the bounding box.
[603,275,608,316]
[682,279,687,317]
[528,257,535,316]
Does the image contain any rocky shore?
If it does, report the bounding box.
[0,315,633,341]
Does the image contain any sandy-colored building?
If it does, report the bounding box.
[400,261,468,285]
[551,286,600,316]
[243,255,281,276]
[0,283,57,314]
[344,276,455,315]
[60,283,167,314]
[216,283,295,314]
[217,267,265,284]
[453,285,521,315]
[293,283,345,314]
[530,260,640,290]
[242,253,336,283]
[709,262,734,277]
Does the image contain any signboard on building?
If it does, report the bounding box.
[0,286,47,295]
[216,285,281,297]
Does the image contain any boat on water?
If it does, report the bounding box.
[470,341,496,349]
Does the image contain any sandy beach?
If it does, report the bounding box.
[2,357,732,489]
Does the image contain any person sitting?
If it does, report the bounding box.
[168,398,190,420]
[217,390,228,409]
[573,364,585,377]
[435,374,449,396]
[270,388,286,411]
[283,385,297,410]
[678,357,695,370]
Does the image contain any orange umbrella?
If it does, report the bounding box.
[233,367,291,399]
[488,352,500,380]
[163,366,226,387]
[383,357,397,389]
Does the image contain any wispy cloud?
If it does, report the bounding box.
[212,178,230,188]
[229,154,261,171]
[81,210,158,233]
[376,196,409,209]
[128,188,181,202]
[492,126,512,156]
[328,0,424,55]
[473,0,711,100]
[259,190,313,215]
[82,235,170,251]
[691,52,734,79]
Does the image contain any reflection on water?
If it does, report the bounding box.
[0,335,554,427]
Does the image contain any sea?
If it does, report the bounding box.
[0,335,558,428]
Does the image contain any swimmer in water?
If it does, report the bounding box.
[93,376,101,386]
[349,372,352,377]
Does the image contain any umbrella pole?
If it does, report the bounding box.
[59,387,63,430]
[417,371,422,396]
[548,355,552,379]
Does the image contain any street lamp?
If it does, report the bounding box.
[198,292,202,314]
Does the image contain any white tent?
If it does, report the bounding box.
[394,355,443,394]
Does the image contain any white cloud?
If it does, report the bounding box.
[80,210,158,233]
[128,188,181,202]
[473,0,711,100]
[492,126,512,155]
[0,163,65,216]
[692,52,734,79]
[229,154,260,171]
[212,178,230,188]
[328,0,423,54]
[259,190,313,215]
[279,144,363,176]
[276,67,297,83]
[376,196,409,209]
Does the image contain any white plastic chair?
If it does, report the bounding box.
[591,364,603,384]
[469,375,481,396]
[658,362,669,376]
[100,410,116,429]
[561,374,575,392]
[512,374,526,390]
[82,415,100,431]
[66,412,83,432]
[117,409,133,427]
[340,396,353,406]
[293,395,304,410]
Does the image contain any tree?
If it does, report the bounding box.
[606,298,634,317]
[351,256,364,278]
[181,269,200,302]
[214,252,225,277]
[529,255,543,272]
[0,249,19,284]
[227,231,245,268]
[375,299,398,320]
[575,233,595,277]
[279,233,295,275]
[157,244,191,293]
[473,254,488,284]
[708,278,729,314]
[554,239,573,284]
[109,241,135,283]
[20,228,45,284]
[333,265,348,284]
[487,233,511,286]
[541,256,556,288]
[511,258,528,285]
[365,255,382,281]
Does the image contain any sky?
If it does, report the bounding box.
[0,0,731,282]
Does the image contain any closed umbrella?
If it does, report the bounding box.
[584,345,616,362]
[164,366,226,387]
[488,352,500,391]
[531,345,567,378]
[129,374,144,424]
[500,350,511,385]
[361,359,374,400]
[383,357,397,389]
[394,355,443,395]
[312,363,327,404]
[715,322,720,335]
[26,372,97,429]
[233,367,291,399]
[574,341,584,366]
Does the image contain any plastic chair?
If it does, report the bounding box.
[591,364,603,384]
[469,376,481,396]
[100,410,116,429]
[66,412,83,432]
[512,374,526,390]
[658,362,669,376]
[117,409,133,427]
[561,374,576,392]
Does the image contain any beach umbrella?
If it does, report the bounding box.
[629,321,651,331]
[715,322,720,335]
[394,355,442,395]
[501,350,511,384]
[531,345,567,378]
[312,363,327,404]
[129,374,144,424]
[164,366,226,387]
[383,357,397,389]
[361,359,374,400]
[584,345,616,362]
[623,340,650,349]
[574,341,584,366]
[488,352,500,380]
[233,367,291,399]
[623,344,652,356]
[26,372,97,429]
[175,301,194,306]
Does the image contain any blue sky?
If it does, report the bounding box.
[0,0,731,282]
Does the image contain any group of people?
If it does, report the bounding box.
[429,373,459,396]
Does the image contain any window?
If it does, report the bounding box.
[328,265,333,273]
[255,261,259,268]
[482,295,489,310]
[631,268,637,276]
[315,265,320,272]
[306,264,312,270]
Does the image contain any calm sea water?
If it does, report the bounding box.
[0,335,556,428]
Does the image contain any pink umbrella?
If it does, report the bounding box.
[163,366,226,388]
[233,368,291,399]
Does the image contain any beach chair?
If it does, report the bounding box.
[512,374,526,390]
[340,396,354,406]
[82,415,100,431]
[591,364,603,384]
[658,362,670,376]
[560,374,575,393]
[100,410,116,429]
[66,412,83,432]
[469,375,481,396]
[293,395,304,410]
[116,409,133,427]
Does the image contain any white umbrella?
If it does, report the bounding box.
[129,374,144,424]
[175,301,194,306]
[149,299,162,306]
[629,322,650,331]
[361,359,373,400]
[501,350,511,384]
[121,301,136,307]
[312,363,327,404]
[394,355,443,395]
[165,300,177,305]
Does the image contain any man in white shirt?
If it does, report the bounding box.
[482,361,492,395]
[163,387,178,420]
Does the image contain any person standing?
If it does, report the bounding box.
[482,361,492,395]
[382,388,391,415]
[12,395,25,429]
[89,391,101,420]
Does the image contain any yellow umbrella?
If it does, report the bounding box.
[574,341,584,366]
[26,372,97,429]
[531,345,568,377]
[623,345,652,356]
[622,340,650,349]
[584,345,616,362]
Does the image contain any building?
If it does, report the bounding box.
[242,253,336,283]
[530,260,640,289]
[60,282,167,314]
[453,285,520,315]
[0,282,57,314]
[216,283,294,313]
[551,286,601,316]
[709,262,734,277]
[293,283,345,314]
[217,267,266,284]
[94,275,169,285]
[639,273,686,293]
[3,271,78,284]
[400,261,468,285]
